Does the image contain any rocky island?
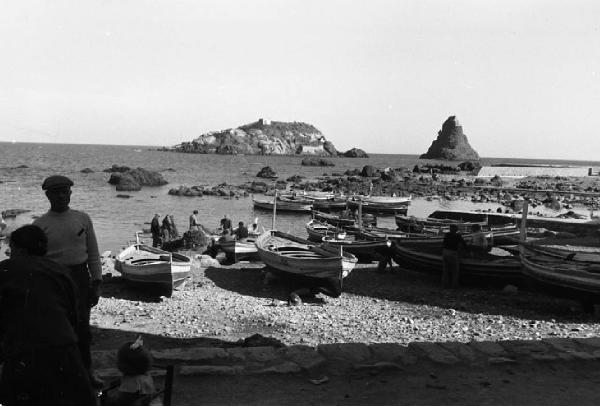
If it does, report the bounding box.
[421,116,480,161]
[168,118,366,157]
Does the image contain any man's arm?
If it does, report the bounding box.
[84,214,102,281]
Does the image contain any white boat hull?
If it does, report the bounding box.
[115,244,191,296]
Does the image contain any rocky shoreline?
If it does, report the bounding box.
[164,163,600,217]
[92,255,600,353]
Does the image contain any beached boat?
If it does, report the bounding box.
[311,210,377,229]
[321,236,390,262]
[311,198,349,211]
[389,242,522,282]
[114,242,192,296]
[520,245,600,304]
[305,219,346,242]
[507,240,600,262]
[255,230,358,292]
[347,195,411,214]
[219,236,259,261]
[253,196,313,212]
[358,224,520,246]
[395,214,488,234]
[429,209,600,235]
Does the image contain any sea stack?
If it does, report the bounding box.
[420,116,479,161]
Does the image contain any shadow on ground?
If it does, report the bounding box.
[343,263,593,323]
[100,275,167,303]
[204,260,595,324]
[91,326,240,351]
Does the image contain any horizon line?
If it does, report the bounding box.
[1,140,599,164]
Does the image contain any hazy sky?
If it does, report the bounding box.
[1,1,599,159]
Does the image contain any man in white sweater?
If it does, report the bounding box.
[33,175,103,388]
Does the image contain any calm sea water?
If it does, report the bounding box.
[2,142,599,255]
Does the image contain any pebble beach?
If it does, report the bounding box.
[92,254,600,352]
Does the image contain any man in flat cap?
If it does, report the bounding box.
[33,175,104,388]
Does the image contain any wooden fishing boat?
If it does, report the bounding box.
[395,214,488,234]
[509,240,600,262]
[253,197,312,212]
[347,195,411,214]
[114,242,192,296]
[429,209,600,235]
[219,236,259,261]
[305,219,346,243]
[389,241,522,282]
[311,198,349,211]
[321,236,390,262]
[358,224,520,246]
[255,230,358,283]
[311,210,377,229]
[520,245,600,304]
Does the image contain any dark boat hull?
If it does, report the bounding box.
[390,242,522,283]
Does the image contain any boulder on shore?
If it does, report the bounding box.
[103,164,131,173]
[256,166,277,179]
[341,148,369,158]
[301,157,335,167]
[108,167,168,191]
[420,116,480,161]
[361,165,379,177]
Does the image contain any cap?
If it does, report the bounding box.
[42,175,74,191]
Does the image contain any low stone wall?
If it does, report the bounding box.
[93,337,600,377]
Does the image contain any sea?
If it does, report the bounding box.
[2,142,600,257]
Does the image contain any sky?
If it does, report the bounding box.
[1,0,599,160]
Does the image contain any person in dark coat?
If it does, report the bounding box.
[0,225,96,406]
[442,224,467,288]
[150,213,161,247]
[220,215,232,232]
[234,221,249,241]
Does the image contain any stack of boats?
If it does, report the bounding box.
[252,192,412,214]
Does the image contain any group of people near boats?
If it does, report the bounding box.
[150,213,180,248]
[217,214,258,242]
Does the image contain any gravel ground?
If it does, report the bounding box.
[91,253,600,352]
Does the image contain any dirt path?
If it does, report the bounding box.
[169,360,600,405]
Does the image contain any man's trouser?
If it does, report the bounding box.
[67,263,93,369]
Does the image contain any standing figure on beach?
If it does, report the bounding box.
[160,215,176,241]
[0,225,96,406]
[168,214,179,239]
[32,175,104,389]
[150,213,161,248]
[469,223,488,256]
[441,224,466,288]
[234,221,249,241]
[189,210,200,232]
[220,214,232,232]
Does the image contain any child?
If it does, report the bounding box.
[114,336,157,406]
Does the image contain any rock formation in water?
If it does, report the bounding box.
[420,116,479,161]
[256,166,278,179]
[342,148,369,158]
[107,168,168,191]
[301,157,335,167]
[172,119,339,156]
